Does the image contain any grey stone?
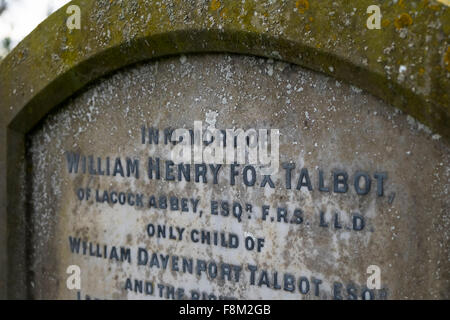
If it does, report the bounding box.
[25,54,449,300]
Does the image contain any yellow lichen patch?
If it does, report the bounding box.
[305,24,310,31]
[418,67,425,75]
[220,8,228,18]
[210,0,221,11]
[444,46,450,71]
[309,16,314,22]
[295,0,309,14]
[382,19,390,27]
[394,13,413,29]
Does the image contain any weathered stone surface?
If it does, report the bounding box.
[26,54,449,299]
[0,0,448,137]
[0,0,448,300]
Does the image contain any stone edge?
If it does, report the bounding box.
[0,0,448,299]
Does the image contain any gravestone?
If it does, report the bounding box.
[0,0,449,300]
